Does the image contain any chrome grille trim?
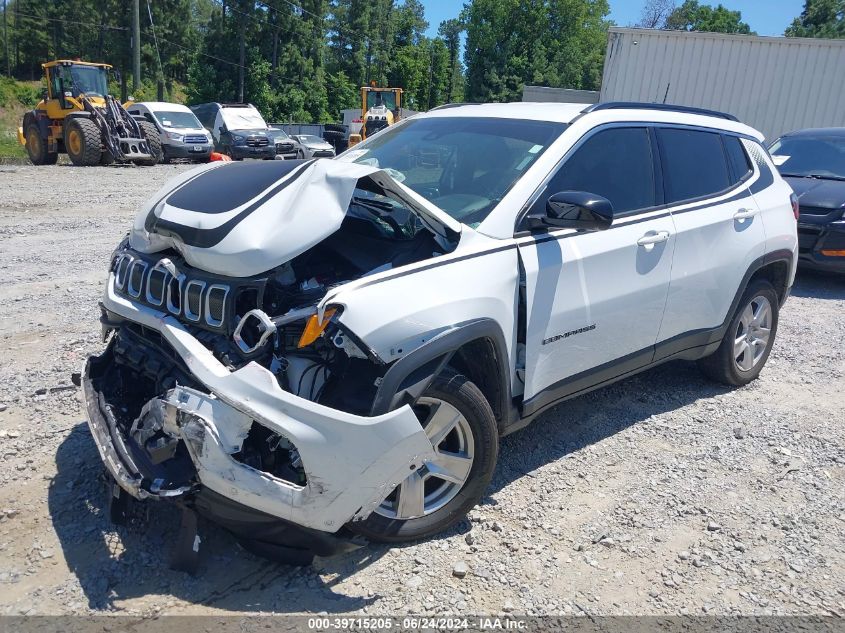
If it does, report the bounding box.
[205,284,229,327]
[115,254,131,290]
[127,260,148,298]
[183,279,206,322]
[145,265,168,307]
[112,252,232,330]
[166,275,183,315]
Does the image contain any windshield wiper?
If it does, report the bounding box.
[781,173,845,182]
[352,196,395,211]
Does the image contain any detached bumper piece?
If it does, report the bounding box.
[84,347,367,566]
[81,281,434,567]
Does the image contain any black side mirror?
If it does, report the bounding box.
[218,126,226,135]
[529,191,613,232]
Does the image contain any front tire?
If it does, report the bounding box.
[24,124,58,165]
[350,370,498,543]
[134,120,161,166]
[64,118,102,166]
[699,279,779,386]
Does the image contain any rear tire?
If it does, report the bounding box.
[25,124,58,165]
[64,118,102,166]
[698,279,779,386]
[134,121,161,166]
[349,370,498,543]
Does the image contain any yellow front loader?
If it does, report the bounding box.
[18,60,160,166]
[348,85,403,148]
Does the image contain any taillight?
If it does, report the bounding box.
[790,193,800,221]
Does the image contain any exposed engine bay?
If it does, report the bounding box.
[84,158,461,565]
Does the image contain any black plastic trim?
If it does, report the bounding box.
[583,101,739,122]
[517,248,794,425]
[370,318,512,423]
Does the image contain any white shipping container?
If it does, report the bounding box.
[600,27,845,140]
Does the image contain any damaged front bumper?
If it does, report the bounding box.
[82,275,435,537]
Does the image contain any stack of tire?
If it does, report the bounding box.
[322,124,348,154]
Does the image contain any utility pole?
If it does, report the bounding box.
[237,2,245,103]
[3,0,9,77]
[132,0,141,92]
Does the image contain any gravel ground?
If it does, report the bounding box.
[0,164,843,617]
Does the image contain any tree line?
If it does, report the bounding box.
[0,0,842,124]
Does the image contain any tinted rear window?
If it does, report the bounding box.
[658,128,731,203]
[724,135,752,182]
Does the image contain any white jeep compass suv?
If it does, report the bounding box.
[83,102,798,565]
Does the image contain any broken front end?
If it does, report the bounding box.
[82,160,459,563]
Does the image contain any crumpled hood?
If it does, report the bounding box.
[129,159,461,277]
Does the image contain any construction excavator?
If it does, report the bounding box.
[18,60,160,166]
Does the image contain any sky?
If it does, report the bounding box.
[421,0,807,38]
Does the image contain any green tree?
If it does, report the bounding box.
[463,0,610,103]
[785,0,845,38]
[438,18,463,102]
[665,1,754,34]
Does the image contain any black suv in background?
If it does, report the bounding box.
[190,102,276,160]
[770,128,845,273]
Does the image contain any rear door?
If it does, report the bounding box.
[518,126,676,409]
[655,128,766,357]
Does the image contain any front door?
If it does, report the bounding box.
[518,126,676,412]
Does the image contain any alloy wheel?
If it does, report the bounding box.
[375,397,475,520]
[734,295,772,372]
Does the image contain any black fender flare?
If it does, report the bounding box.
[22,110,50,140]
[369,318,512,420]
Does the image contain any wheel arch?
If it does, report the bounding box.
[22,110,49,139]
[749,254,791,306]
[369,318,514,433]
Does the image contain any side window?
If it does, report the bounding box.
[657,128,731,203]
[531,127,656,217]
[724,135,752,182]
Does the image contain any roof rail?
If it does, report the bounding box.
[428,102,480,111]
[582,101,739,122]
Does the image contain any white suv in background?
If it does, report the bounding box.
[126,102,212,163]
[83,102,798,564]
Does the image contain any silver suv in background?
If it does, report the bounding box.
[126,102,212,163]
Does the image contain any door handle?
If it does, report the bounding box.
[637,230,670,246]
[733,208,758,220]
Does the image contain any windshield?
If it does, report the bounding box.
[67,65,108,97]
[221,107,267,131]
[341,117,567,226]
[297,135,323,143]
[769,135,845,180]
[268,126,290,139]
[154,111,202,130]
[367,91,396,111]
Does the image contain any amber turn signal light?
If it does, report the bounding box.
[297,308,337,348]
[820,250,845,257]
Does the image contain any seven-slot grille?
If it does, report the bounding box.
[183,134,208,145]
[113,253,230,330]
[246,136,269,147]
